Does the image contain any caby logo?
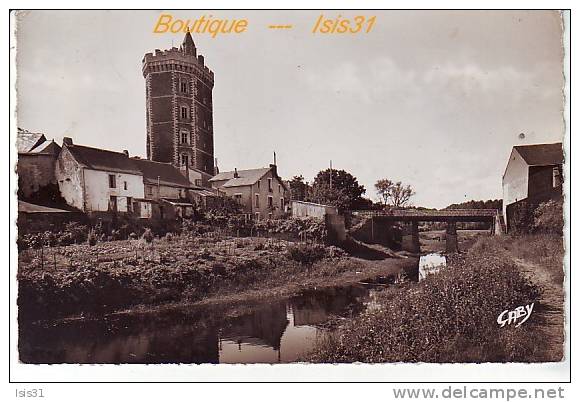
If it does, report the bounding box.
[497,303,534,328]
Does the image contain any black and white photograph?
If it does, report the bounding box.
[8,7,572,387]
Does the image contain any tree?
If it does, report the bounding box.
[308,183,351,212]
[375,178,415,208]
[312,168,366,210]
[288,175,309,201]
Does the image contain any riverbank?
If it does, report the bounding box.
[307,234,564,363]
[18,234,416,321]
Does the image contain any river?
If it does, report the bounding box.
[19,253,448,364]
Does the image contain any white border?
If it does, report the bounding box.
[4,3,574,387]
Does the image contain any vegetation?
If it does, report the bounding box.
[444,199,502,210]
[375,178,415,208]
[533,198,564,235]
[17,233,407,320]
[308,237,553,363]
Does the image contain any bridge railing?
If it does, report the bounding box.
[351,209,499,218]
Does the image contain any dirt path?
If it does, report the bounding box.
[513,257,565,361]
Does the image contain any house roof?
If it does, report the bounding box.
[515,143,564,166]
[17,129,46,153]
[29,140,61,155]
[65,144,142,175]
[210,167,273,188]
[132,158,192,187]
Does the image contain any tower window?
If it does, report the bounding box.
[180,80,188,93]
[181,154,189,167]
[181,106,189,119]
[180,130,189,144]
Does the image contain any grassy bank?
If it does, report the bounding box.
[18,234,415,321]
[307,234,564,363]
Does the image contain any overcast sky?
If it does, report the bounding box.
[16,10,564,208]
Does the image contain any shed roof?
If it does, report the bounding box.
[515,143,564,166]
[18,200,72,214]
[29,140,61,155]
[132,158,191,187]
[65,144,142,175]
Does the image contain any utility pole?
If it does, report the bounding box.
[329,160,333,190]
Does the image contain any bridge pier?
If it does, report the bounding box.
[402,221,420,253]
[446,221,458,253]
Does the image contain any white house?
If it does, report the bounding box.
[55,137,151,218]
[502,142,563,232]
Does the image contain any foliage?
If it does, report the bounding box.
[286,243,326,265]
[308,246,542,363]
[289,175,309,201]
[533,198,564,235]
[375,178,415,208]
[142,228,154,243]
[307,184,352,213]
[311,168,366,210]
[445,199,502,210]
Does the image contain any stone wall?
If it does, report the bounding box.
[17,153,57,198]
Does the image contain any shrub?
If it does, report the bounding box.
[308,248,541,363]
[165,233,173,242]
[64,222,88,244]
[87,230,98,246]
[142,228,154,243]
[533,199,564,235]
[286,243,326,265]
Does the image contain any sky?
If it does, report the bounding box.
[15,10,565,209]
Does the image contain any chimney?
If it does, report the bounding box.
[63,137,73,146]
[123,150,129,157]
[269,164,277,177]
[234,168,239,178]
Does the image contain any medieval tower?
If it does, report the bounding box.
[142,31,215,176]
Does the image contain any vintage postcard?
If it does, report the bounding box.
[9,8,571,386]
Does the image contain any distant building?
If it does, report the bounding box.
[132,157,216,219]
[142,31,216,176]
[502,142,564,232]
[210,165,289,219]
[55,137,151,218]
[16,128,61,198]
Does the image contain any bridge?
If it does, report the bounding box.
[351,209,503,253]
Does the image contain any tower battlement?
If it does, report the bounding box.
[143,32,215,176]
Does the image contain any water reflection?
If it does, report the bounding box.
[418,253,447,281]
[19,283,387,364]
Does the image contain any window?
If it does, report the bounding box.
[109,195,118,212]
[257,180,261,190]
[268,178,273,192]
[234,194,242,204]
[180,80,188,93]
[553,166,562,188]
[181,130,189,144]
[268,196,273,208]
[181,106,189,119]
[280,197,284,209]
[181,154,189,167]
[108,174,116,188]
[124,181,128,191]
[278,184,281,193]
[126,197,132,213]
[195,179,202,186]
[146,185,154,196]
[254,212,260,220]
[255,194,260,208]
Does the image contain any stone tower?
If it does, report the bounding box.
[142,32,215,175]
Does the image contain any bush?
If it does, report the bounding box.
[142,228,154,243]
[165,233,173,242]
[286,243,326,265]
[308,248,541,363]
[63,222,88,244]
[87,230,98,246]
[533,199,564,235]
